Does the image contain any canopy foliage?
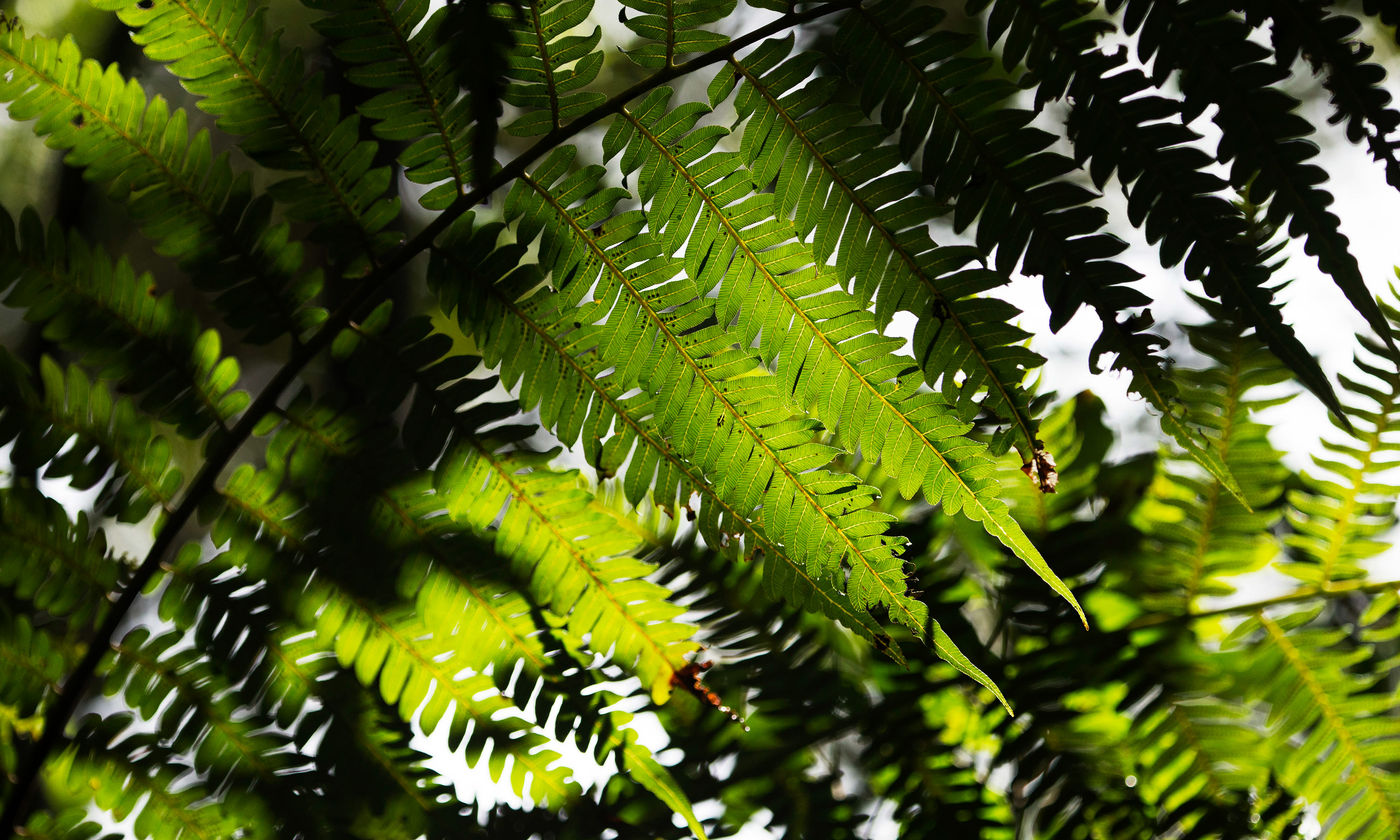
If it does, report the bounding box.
[1,0,1400,837]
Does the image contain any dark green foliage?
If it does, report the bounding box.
[1,1,1399,838]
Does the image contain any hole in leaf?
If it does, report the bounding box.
[137,0,153,8]
[71,113,83,127]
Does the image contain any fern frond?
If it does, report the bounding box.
[0,209,249,436]
[0,26,321,346]
[1113,0,1397,355]
[0,614,66,719]
[1282,294,1400,587]
[1137,301,1291,611]
[473,158,930,636]
[303,581,583,808]
[0,488,121,631]
[717,37,1047,459]
[435,446,700,702]
[597,90,1079,620]
[90,0,401,258]
[1227,608,1400,840]
[833,1,1244,504]
[619,0,735,69]
[1063,49,1342,419]
[1240,0,1400,190]
[0,354,182,524]
[45,739,273,840]
[306,0,475,209]
[101,627,309,796]
[499,0,607,137]
[431,241,902,654]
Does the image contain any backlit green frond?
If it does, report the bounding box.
[1064,50,1342,419]
[1137,302,1292,611]
[90,0,401,258]
[499,0,607,137]
[0,25,322,344]
[0,488,120,631]
[1282,294,1400,586]
[0,209,248,436]
[599,88,1078,620]
[436,231,899,654]
[0,615,65,719]
[480,154,931,635]
[619,0,735,68]
[435,444,700,702]
[717,37,1047,458]
[0,355,182,524]
[44,742,273,840]
[1228,608,1400,840]
[306,0,476,209]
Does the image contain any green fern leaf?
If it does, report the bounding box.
[0,488,119,634]
[90,0,401,260]
[306,0,477,208]
[834,1,1245,505]
[1282,292,1400,587]
[619,0,735,68]
[499,0,607,136]
[433,240,900,655]
[717,37,1048,459]
[0,26,322,344]
[1228,609,1400,840]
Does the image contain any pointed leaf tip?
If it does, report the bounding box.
[930,620,1012,715]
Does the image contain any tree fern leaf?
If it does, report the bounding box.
[0,615,66,721]
[303,580,583,808]
[101,627,309,798]
[599,93,1080,621]
[499,0,607,136]
[91,0,401,260]
[433,250,899,655]
[306,0,477,208]
[1240,0,1400,191]
[45,742,272,840]
[0,209,249,436]
[834,1,1245,505]
[1282,293,1400,587]
[0,354,183,524]
[1063,50,1344,421]
[325,314,701,695]
[1114,0,1398,355]
[1138,300,1291,611]
[0,488,120,631]
[1229,610,1400,840]
[0,25,321,345]
[480,160,931,635]
[719,38,1047,459]
[619,0,736,69]
[435,443,700,703]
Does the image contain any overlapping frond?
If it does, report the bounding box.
[1137,301,1292,611]
[0,488,120,632]
[599,87,1079,620]
[498,0,606,136]
[832,1,1243,502]
[0,25,322,344]
[306,0,476,209]
[718,36,1047,458]
[1227,607,1400,840]
[90,0,401,260]
[1112,0,1396,355]
[1282,293,1400,586]
[0,353,182,524]
[619,0,735,68]
[477,150,933,636]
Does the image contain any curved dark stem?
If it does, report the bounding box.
[0,1,859,831]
